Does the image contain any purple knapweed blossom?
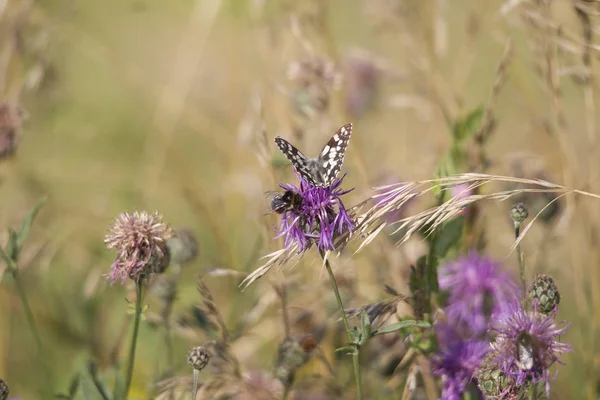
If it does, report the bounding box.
[104,211,172,284]
[432,323,491,400]
[276,173,353,253]
[438,253,520,335]
[491,301,571,396]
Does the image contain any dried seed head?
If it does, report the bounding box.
[166,228,198,265]
[528,274,560,314]
[104,211,172,284]
[475,352,519,400]
[0,378,8,400]
[188,346,210,371]
[0,103,23,160]
[510,203,529,226]
[275,335,315,387]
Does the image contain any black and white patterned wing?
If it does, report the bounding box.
[317,123,353,185]
[274,136,318,186]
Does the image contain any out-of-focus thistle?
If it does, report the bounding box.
[0,378,8,400]
[431,323,490,400]
[438,253,519,335]
[104,211,172,284]
[166,227,198,265]
[475,352,521,400]
[0,103,24,160]
[287,56,341,119]
[344,53,381,119]
[491,301,571,396]
[528,274,560,315]
[274,335,318,389]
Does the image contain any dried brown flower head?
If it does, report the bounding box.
[104,211,172,284]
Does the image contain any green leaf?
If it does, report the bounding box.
[452,106,484,143]
[335,346,355,354]
[17,196,48,250]
[433,216,465,258]
[6,228,18,261]
[111,366,125,400]
[371,320,431,337]
[79,367,107,400]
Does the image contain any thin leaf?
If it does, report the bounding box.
[17,196,48,249]
[452,106,484,142]
[79,367,107,400]
[372,320,431,336]
[433,216,464,258]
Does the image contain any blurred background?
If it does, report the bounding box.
[0,0,599,398]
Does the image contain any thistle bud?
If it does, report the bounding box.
[0,378,8,400]
[510,203,528,227]
[528,274,560,314]
[166,228,198,265]
[475,353,519,400]
[188,346,210,371]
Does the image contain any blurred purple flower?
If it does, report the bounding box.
[432,323,490,400]
[344,55,380,119]
[104,211,172,284]
[449,183,474,216]
[439,253,520,335]
[491,301,571,396]
[277,173,353,253]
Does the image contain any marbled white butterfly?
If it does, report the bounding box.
[274,123,352,188]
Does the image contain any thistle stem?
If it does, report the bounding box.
[124,282,144,399]
[515,225,527,299]
[0,246,53,394]
[321,256,362,400]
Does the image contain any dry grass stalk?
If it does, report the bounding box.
[355,173,600,253]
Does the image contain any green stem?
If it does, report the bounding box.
[515,225,527,300]
[352,350,363,399]
[0,246,53,394]
[12,269,53,393]
[123,282,144,399]
[192,369,200,400]
[322,256,362,400]
[530,382,538,400]
[281,386,290,400]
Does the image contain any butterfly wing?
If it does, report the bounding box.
[274,136,318,186]
[317,123,353,185]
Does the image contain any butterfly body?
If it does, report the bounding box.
[274,123,352,187]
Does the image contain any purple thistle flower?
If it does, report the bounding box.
[438,253,520,335]
[104,211,172,284]
[491,301,571,396]
[432,323,491,400]
[276,173,354,253]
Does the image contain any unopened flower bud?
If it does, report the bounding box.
[166,228,198,265]
[528,274,560,314]
[475,353,518,400]
[188,346,210,371]
[0,378,8,400]
[510,203,528,226]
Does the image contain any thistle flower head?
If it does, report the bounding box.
[104,211,172,284]
[438,253,520,335]
[431,323,490,400]
[491,301,571,396]
[276,173,353,253]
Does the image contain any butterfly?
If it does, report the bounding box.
[274,123,352,188]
